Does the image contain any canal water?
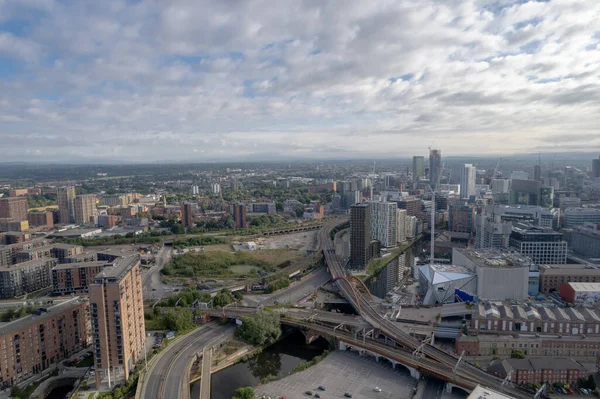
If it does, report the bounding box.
[192,330,329,399]
[44,385,73,399]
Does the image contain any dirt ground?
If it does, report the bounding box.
[261,230,317,252]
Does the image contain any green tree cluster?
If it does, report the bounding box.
[235,310,281,346]
[510,349,526,359]
[213,289,236,307]
[233,387,254,399]
[265,278,290,293]
[173,236,227,248]
[162,251,274,278]
[1,306,37,322]
[579,375,597,390]
[163,308,196,332]
[26,194,57,209]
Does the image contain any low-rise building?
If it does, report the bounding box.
[0,258,57,298]
[470,301,600,335]
[560,282,600,305]
[539,264,600,294]
[0,298,90,387]
[565,224,600,258]
[487,358,586,385]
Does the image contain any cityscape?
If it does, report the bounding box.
[2,2,600,399]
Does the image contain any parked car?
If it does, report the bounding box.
[344,394,352,398]
[374,387,382,392]
[318,386,326,391]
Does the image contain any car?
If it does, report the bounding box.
[314,395,320,398]
[305,391,312,396]
[344,394,352,398]
[374,387,382,392]
[318,386,326,391]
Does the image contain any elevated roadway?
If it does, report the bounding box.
[317,219,536,399]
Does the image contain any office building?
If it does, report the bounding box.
[592,155,600,178]
[488,358,586,386]
[231,203,247,229]
[394,197,421,217]
[74,194,97,225]
[564,207,600,228]
[247,202,276,215]
[540,186,554,209]
[350,204,371,269]
[566,224,600,258]
[448,205,474,234]
[509,223,567,264]
[52,261,108,295]
[460,164,476,199]
[342,191,361,209]
[89,256,145,388]
[0,298,89,386]
[369,201,397,248]
[510,179,541,206]
[475,212,512,249]
[396,209,407,243]
[0,258,57,298]
[27,211,54,229]
[429,149,442,188]
[539,264,600,294]
[412,156,424,183]
[180,202,194,229]
[57,186,76,224]
[0,197,27,222]
[491,179,510,194]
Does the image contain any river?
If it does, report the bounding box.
[192,330,329,399]
[44,385,73,399]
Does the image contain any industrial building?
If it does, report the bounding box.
[560,282,600,305]
[452,248,532,301]
[539,264,600,294]
[0,298,89,387]
[509,223,567,264]
[90,256,145,388]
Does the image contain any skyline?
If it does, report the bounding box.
[1,1,600,162]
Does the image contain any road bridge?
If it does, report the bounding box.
[198,347,212,399]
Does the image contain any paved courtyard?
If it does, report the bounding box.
[255,351,417,399]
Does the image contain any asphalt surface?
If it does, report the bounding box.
[139,323,233,399]
[261,267,331,306]
[199,347,213,399]
[143,246,171,300]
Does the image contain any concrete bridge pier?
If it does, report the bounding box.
[338,341,348,351]
[445,383,469,394]
[410,368,421,380]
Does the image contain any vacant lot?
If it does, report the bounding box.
[163,249,301,278]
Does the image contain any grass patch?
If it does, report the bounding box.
[162,249,300,278]
[11,379,42,399]
[144,313,168,330]
[75,356,94,368]
[230,265,261,274]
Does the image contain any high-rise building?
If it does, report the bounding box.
[191,185,199,195]
[534,164,542,182]
[180,202,194,229]
[509,223,567,264]
[27,211,54,228]
[412,156,424,184]
[510,179,541,206]
[396,209,407,243]
[460,164,476,199]
[90,256,145,388]
[0,298,89,386]
[211,183,221,197]
[491,179,510,194]
[0,258,57,298]
[350,204,371,269]
[592,155,600,179]
[57,186,76,224]
[231,203,247,228]
[369,201,397,248]
[0,197,27,222]
[429,149,442,188]
[74,194,97,225]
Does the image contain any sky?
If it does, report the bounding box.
[1,0,599,163]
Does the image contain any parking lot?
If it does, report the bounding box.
[255,351,417,399]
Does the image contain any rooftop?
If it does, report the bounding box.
[467,385,514,399]
[474,301,600,323]
[0,257,56,272]
[92,255,139,283]
[53,261,107,270]
[488,358,585,374]
[566,282,600,292]
[0,297,88,337]
[455,248,534,268]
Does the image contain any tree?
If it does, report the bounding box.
[233,387,254,399]
[235,310,281,346]
[163,308,195,332]
[510,349,526,359]
[213,289,235,307]
[295,207,304,218]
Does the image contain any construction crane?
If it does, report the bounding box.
[428,154,442,266]
[492,157,502,180]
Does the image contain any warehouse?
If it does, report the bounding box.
[560,282,600,305]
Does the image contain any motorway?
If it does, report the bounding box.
[139,323,234,399]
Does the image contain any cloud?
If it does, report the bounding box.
[1,0,600,162]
